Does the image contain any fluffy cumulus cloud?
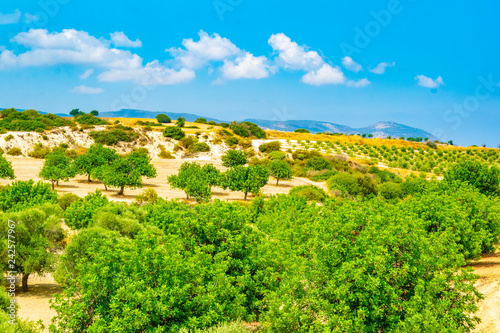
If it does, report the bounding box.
[110,32,142,48]
[341,56,362,72]
[415,75,444,88]
[369,61,395,74]
[268,33,323,71]
[346,78,371,88]
[0,29,193,85]
[221,52,271,80]
[0,9,21,25]
[301,64,346,86]
[70,85,104,94]
[168,31,242,69]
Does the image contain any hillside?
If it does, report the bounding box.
[245,119,438,140]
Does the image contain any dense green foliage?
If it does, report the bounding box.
[73,144,118,182]
[89,125,139,145]
[221,149,248,167]
[64,190,109,229]
[288,185,329,202]
[230,121,266,139]
[163,126,186,140]
[74,113,107,125]
[221,165,269,200]
[0,108,71,132]
[268,159,293,185]
[0,180,57,212]
[156,114,171,123]
[0,203,65,291]
[168,162,221,202]
[0,154,15,180]
[39,151,75,190]
[444,161,500,195]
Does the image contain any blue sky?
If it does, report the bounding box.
[0,0,499,146]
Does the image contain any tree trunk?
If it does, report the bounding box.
[56,180,59,186]
[244,192,248,200]
[88,174,91,182]
[276,179,279,186]
[118,186,124,195]
[22,273,29,292]
[51,181,55,191]
[104,184,108,191]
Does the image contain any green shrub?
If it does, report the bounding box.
[74,114,107,125]
[4,134,13,141]
[189,142,210,153]
[0,180,57,212]
[64,190,109,229]
[230,121,266,139]
[444,161,500,195]
[259,141,281,153]
[156,114,171,124]
[327,172,377,197]
[289,185,329,202]
[6,147,22,156]
[294,128,310,133]
[378,182,402,200]
[222,150,248,168]
[90,128,139,145]
[305,156,331,171]
[267,151,286,160]
[225,137,239,147]
[163,126,186,140]
[0,108,72,132]
[58,193,81,211]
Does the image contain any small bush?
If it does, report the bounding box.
[379,182,403,200]
[306,156,332,171]
[4,134,13,141]
[42,134,49,140]
[225,137,239,147]
[59,193,81,211]
[7,147,22,156]
[163,126,186,140]
[289,185,329,202]
[135,188,159,206]
[189,142,210,153]
[294,128,310,133]
[259,141,281,153]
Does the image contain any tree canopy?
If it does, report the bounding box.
[38,151,75,190]
[222,165,269,199]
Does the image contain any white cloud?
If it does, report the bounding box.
[302,64,346,86]
[168,31,242,69]
[110,32,142,48]
[415,75,444,88]
[1,29,196,86]
[79,69,94,79]
[0,9,21,25]
[4,29,142,69]
[70,85,104,94]
[369,61,395,74]
[346,78,371,88]
[221,52,270,80]
[98,60,195,85]
[24,13,39,24]
[341,56,362,73]
[268,33,323,71]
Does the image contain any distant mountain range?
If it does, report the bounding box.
[245,119,438,141]
[1,108,437,140]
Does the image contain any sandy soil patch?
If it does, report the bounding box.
[471,249,500,333]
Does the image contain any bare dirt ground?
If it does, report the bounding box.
[0,156,326,202]
[470,249,500,333]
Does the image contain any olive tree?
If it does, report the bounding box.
[0,204,66,291]
[73,144,118,182]
[222,165,269,200]
[168,162,220,202]
[268,160,293,185]
[39,151,75,190]
[100,151,157,195]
